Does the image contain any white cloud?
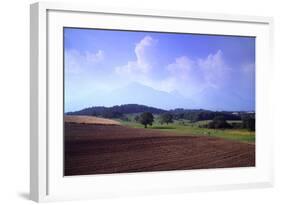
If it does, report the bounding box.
[85,50,104,63]
[115,36,156,76]
[65,49,105,75]
[198,50,224,70]
[160,50,231,97]
[115,40,234,98]
[198,50,231,88]
[156,77,179,93]
[166,56,195,80]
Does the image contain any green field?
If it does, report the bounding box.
[117,114,255,143]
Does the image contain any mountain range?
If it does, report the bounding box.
[66,82,254,112]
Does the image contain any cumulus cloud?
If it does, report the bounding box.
[115,36,239,99]
[162,50,230,96]
[85,50,104,63]
[65,49,105,75]
[115,36,156,76]
[198,50,231,88]
[166,56,195,80]
[114,36,231,95]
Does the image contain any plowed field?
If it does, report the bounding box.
[64,123,255,176]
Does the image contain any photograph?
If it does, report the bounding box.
[64,27,256,176]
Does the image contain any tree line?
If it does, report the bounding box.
[66,104,255,131]
[135,112,255,131]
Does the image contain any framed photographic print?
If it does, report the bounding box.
[30,2,274,202]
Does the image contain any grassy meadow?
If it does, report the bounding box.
[117,114,255,143]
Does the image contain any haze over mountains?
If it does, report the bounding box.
[65,82,254,113]
[192,86,255,111]
[109,82,195,110]
[64,30,255,113]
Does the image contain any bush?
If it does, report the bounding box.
[242,116,255,131]
[230,122,243,129]
[208,116,232,129]
[134,115,140,122]
[159,113,173,125]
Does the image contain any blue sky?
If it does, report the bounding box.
[64,28,255,112]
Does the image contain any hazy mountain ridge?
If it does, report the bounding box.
[108,82,195,110]
[66,82,254,113]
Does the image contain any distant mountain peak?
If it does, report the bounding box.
[123,82,160,92]
[126,81,144,87]
[110,82,194,110]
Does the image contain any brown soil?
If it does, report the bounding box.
[64,123,255,176]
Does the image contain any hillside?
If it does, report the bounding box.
[66,103,251,122]
[66,104,167,116]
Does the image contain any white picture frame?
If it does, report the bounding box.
[30,2,274,202]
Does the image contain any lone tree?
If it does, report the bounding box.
[139,112,154,128]
[159,113,173,125]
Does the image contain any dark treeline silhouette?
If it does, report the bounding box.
[159,113,173,125]
[170,109,241,122]
[196,115,255,131]
[67,104,166,117]
[67,104,254,123]
[206,116,232,129]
